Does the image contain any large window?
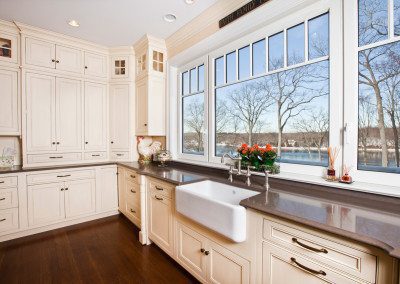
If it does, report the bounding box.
[358,0,400,173]
[214,13,330,166]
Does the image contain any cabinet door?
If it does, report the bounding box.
[148,191,174,255]
[176,222,208,283]
[56,45,83,74]
[25,37,56,69]
[0,32,18,64]
[117,167,126,213]
[135,79,148,135]
[110,84,130,151]
[84,52,107,78]
[56,78,82,151]
[98,167,118,212]
[26,73,56,152]
[262,242,357,284]
[27,182,65,226]
[64,179,96,218]
[84,82,107,150]
[0,69,19,134]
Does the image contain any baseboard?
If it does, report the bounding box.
[0,210,120,242]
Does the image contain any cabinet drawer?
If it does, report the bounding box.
[111,151,129,161]
[125,202,140,225]
[149,178,174,199]
[0,208,19,233]
[124,168,139,183]
[0,176,17,188]
[84,152,107,160]
[125,180,140,206]
[263,218,377,283]
[27,153,82,164]
[0,187,18,209]
[27,169,95,185]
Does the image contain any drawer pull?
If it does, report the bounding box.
[0,198,5,201]
[155,196,163,201]
[57,174,71,178]
[0,218,5,222]
[49,156,63,159]
[130,189,136,193]
[130,209,136,213]
[92,154,101,157]
[0,181,4,184]
[290,257,326,276]
[130,175,136,178]
[116,154,123,156]
[155,186,163,191]
[292,238,328,254]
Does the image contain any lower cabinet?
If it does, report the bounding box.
[176,221,250,284]
[97,166,118,212]
[28,178,95,227]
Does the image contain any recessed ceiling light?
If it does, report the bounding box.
[67,19,80,27]
[184,0,195,4]
[163,14,177,23]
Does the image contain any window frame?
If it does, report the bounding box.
[177,56,209,162]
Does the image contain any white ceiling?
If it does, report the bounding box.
[0,0,219,46]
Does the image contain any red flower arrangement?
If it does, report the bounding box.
[237,143,277,171]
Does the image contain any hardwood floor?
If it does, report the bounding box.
[0,215,199,284]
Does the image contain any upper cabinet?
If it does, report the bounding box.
[0,31,19,65]
[56,45,83,74]
[25,37,56,69]
[0,68,19,135]
[84,51,108,78]
[134,35,166,136]
[111,56,129,79]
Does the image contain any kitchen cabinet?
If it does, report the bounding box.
[110,84,130,152]
[64,178,95,218]
[84,51,108,78]
[26,73,82,153]
[84,82,107,151]
[97,166,118,212]
[135,78,148,135]
[118,167,141,228]
[56,45,83,74]
[0,31,19,65]
[0,68,19,135]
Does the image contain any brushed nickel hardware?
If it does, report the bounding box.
[130,189,136,193]
[0,181,4,184]
[245,165,256,186]
[204,250,210,256]
[155,196,163,201]
[0,218,6,222]
[221,153,248,184]
[155,186,163,191]
[292,238,328,253]
[290,257,326,276]
[92,154,101,157]
[130,209,136,213]
[200,248,205,253]
[0,198,5,201]
[52,59,55,62]
[49,156,63,159]
[57,174,71,178]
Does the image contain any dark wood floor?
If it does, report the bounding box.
[0,215,199,284]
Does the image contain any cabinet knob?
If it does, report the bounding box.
[56,60,60,63]
[85,66,88,69]
[144,123,147,126]
[111,141,114,144]
[56,142,60,145]
[200,248,205,253]
[61,188,64,191]
[52,142,56,145]
[52,59,55,62]
[204,250,210,256]
[85,142,88,144]
[65,188,69,191]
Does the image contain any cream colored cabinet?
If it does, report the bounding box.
[27,182,65,226]
[135,78,148,135]
[25,37,56,69]
[110,84,130,152]
[25,38,83,73]
[26,73,82,153]
[117,167,141,227]
[97,166,118,212]
[0,68,19,135]
[26,73,56,152]
[64,178,95,218]
[176,221,250,284]
[84,51,107,78]
[84,82,107,151]
[56,45,83,74]
[0,31,19,65]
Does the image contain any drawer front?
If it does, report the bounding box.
[125,180,140,206]
[149,178,174,199]
[0,176,17,188]
[0,208,19,233]
[124,168,139,184]
[84,152,107,160]
[0,187,18,209]
[111,151,129,161]
[125,202,140,225]
[27,169,95,185]
[27,153,82,164]
[263,218,377,283]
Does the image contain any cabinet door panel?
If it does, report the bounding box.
[176,222,208,282]
[56,45,83,74]
[0,69,19,134]
[148,192,173,255]
[110,84,130,151]
[65,179,95,218]
[27,182,65,226]
[84,82,107,150]
[84,52,107,77]
[98,167,118,212]
[56,78,82,151]
[26,73,56,152]
[25,38,55,68]
[208,241,250,284]
[135,79,148,135]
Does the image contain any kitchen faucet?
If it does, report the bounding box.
[221,153,254,185]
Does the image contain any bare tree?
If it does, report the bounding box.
[183,97,204,152]
[292,109,329,161]
[228,81,274,145]
[358,94,375,166]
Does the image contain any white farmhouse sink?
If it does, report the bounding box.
[175,180,258,242]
